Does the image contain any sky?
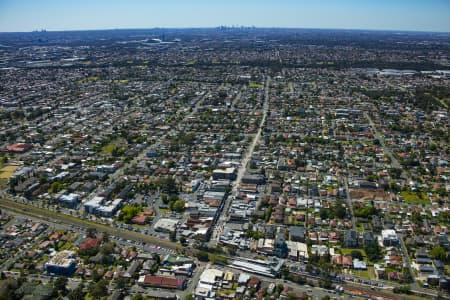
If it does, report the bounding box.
[0,0,449,33]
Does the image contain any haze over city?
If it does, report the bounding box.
[1,0,450,32]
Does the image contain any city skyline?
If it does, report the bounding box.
[1,0,450,33]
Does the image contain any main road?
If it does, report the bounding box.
[210,76,270,245]
[0,197,182,250]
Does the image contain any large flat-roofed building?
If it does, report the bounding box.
[138,275,186,290]
[154,218,178,233]
[212,167,236,181]
[83,196,104,214]
[45,250,77,276]
[59,193,80,208]
[229,257,284,278]
[381,229,399,246]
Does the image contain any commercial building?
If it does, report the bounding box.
[154,218,178,233]
[45,250,77,276]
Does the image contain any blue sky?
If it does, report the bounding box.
[0,0,449,32]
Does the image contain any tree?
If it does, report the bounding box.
[53,276,68,296]
[90,279,108,299]
[161,193,168,204]
[172,200,185,212]
[319,208,330,220]
[133,294,144,300]
[179,237,187,245]
[115,277,127,290]
[68,286,85,300]
[364,241,382,262]
[169,231,177,242]
[393,285,411,294]
[196,251,209,262]
[335,205,346,219]
[430,246,448,262]
[119,205,142,223]
[350,250,363,260]
[86,227,97,238]
[275,283,284,295]
[49,181,64,194]
[101,232,109,243]
[152,253,161,265]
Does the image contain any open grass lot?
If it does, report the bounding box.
[339,248,367,257]
[0,165,18,179]
[249,81,263,88]
[101,138,128,155]
[400,191,429,205]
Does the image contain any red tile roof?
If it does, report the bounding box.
[79,237,100,250]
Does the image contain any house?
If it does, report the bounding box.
[381,229,399,246]
[362,231,375,245]
[289,226,305,242]
[131,215,147,225]
[353,259,367,270]
[343,230,359,248]
[138,275,186,290]
[79,237,100,251]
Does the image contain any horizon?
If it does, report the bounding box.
[1,26,450,35]
[1,0,450,33]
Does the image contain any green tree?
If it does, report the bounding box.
[172,200,185,212]
[53,276,68,297]
[115,277,127,290]
[169,231,177,242]
[161,193,168,204]
[196,251,209,262]
[152,253,161,265]
[90,279,108,299]
[133,294,144,300]
[430,246,448,262]
[350,250,363,260]
[119,205,142,223]
[364,241,381,262]
[68,286,85,300]
[86,227,97,238]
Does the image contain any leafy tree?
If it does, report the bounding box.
[101,232,109,243]
[68,286,85,300]
[90,279,108,299]
[169,231,177,242]
[350,250,363,260]
[393,285,411,294]
[115,277,127,290]
[86,227,97,238]
[49,181,65,194]
[161,193,168,204]
[172,200,185,212]
[196,251,209,262]
[119,205,142,223]
[53,276,68,296]
[152,253,161,265]
[430,247,448,262]
[364,241,382,262]
[335,205,346,219]
[133,294,144,300]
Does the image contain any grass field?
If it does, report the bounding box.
[0,165,18,179]
[101,138,127,155]
[249,82,263,88]
[400,191,429,205]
